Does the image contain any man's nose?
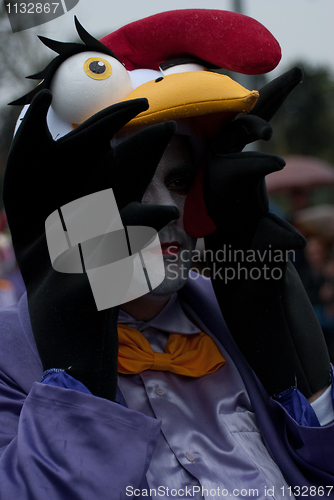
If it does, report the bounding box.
[142,184,178,209]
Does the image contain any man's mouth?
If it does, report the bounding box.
[160,241,181,256]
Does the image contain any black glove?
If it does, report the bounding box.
[4,90,178,401]
[211,66,305,155]
[204,68,331,397]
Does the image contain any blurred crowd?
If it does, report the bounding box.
[264,154,334,363]
[0,210,25,309]
[293,218,334,363]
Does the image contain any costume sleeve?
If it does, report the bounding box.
[270,373,334,476]
[273,379,334,427]
[0,370,160,500]
[41,368,94,394]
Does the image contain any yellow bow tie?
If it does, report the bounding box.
[117,324,226,377]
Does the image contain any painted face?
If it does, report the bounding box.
[142,135,198,296]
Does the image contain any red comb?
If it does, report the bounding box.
[100,9,281,75]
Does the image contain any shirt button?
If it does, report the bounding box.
[186,452,195,462]
[156,386,164,396]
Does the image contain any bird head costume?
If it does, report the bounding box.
[12,10,280,127]
[11,10,282,241]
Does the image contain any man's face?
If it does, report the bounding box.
[142,134,197,296]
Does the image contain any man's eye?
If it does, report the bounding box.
[166,174,194,194]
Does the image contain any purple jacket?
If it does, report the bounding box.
[0,273,333,499]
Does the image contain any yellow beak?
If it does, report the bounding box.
[121,71,259,136]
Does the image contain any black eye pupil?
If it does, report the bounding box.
[89,61,106,74]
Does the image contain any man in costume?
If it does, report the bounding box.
[0,9,334,499]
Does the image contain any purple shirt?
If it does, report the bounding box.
[117,294,333,499]
[118,296,292,499]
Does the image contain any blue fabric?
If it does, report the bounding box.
[273,366,334,428]
[273,387,320,427]
[41,370,128,407]
[41,369,93,395]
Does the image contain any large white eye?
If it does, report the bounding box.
[50,51,133,124]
